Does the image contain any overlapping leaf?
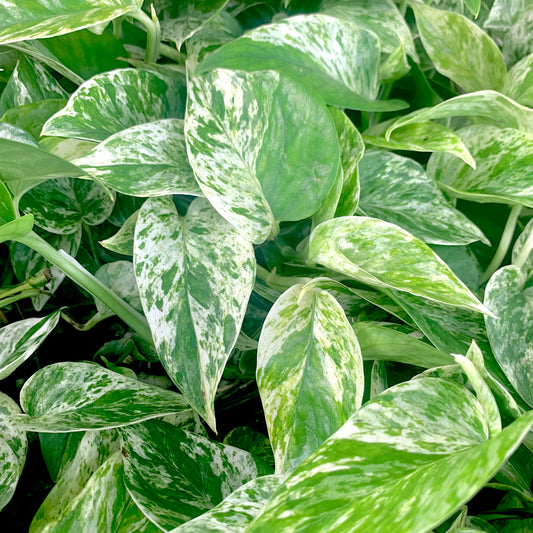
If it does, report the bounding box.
[248,378,533,533]
[42,68,186,142]
[120,420,272,530]
[12,361,191,432]
[257,282,364,473]
[134,197,255,429]
[504,54,533,108]
[308,216,488,314]
[100,210,138,256]
[185,68,339,243]
[0,214,34,244]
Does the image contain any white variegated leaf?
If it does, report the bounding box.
[512,218,533,275]
[504,53,533,108]
[257,283,364,473]
[134,197,255,429]
[100,209,138,256]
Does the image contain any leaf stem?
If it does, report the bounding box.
[160,43,187,64]
[15,232,153,342]
[130,7,161,63]
[480,205,522,284]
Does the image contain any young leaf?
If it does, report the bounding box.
[119,420,272,530]
[13,361,191,432]
[134,197,255,430]
[0,309,61,380]
[247,379,533,533]
[100,209,138,256]
[195,14,406,112]
[0,214,34,244]
[308,216,488,314]
[503,53,533,108]
[73,119,202,197]
[411,2,506,92]
[358,151,487,245]
[257,282,364,473]
[428,125,533,207]
[42,68,185,142]
[0,0,142,45]
[185,68,340,243]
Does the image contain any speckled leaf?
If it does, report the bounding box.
[12,361,191,432]
[485,266,533,408]
[196,15,406,112]
[385,91,533,136]
[504,54,533,108]
[0,123,85,201]
[411,2,506,92]
[0,309,60,380]
[0,214,34,244]
[19,178,114,234]
[308,217,488,314]
[42,68,185,142]
[363,120,475,166]
[0,392,27,512]
[134,197,255,429]
[100,209,138,256]
[428,125,533,207]
[353,322,453,367]
[170,475,285,533]
[0,56,67,115]
[247,379,533,533]
[0,0,142,45]
[512,218,533,275]
[329,108,364,217]
[73,119,202,197]
[185,69,339,243]
[120,419,272,530]
[257,282,364,474]
[358,151,487,245]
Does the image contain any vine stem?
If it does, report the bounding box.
[130,6,161,63]
[15,231,153,343]
[480,205,522,284]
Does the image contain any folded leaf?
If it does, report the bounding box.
[0,214,34,244]
[100,210,138,256]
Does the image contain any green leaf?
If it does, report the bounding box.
[195,14,407,112]
[411,2,506,92]
[223,427,274,468]
[431,244,481,292]
[0,214,34,244]
[119,420,272,530]
[12,361,191,432]
[19,178,114,234]
[0,0,142,45]
[39,431,84,483]
[134,197,255,430]
[169,475,285,533]
[464,0,481,17]
[358,151,487,245]
[257,282,364,473]
[42,68,186,142]
[0,180,16,224]
[0,309,61,380]
[73,119,202,197]
[428,125,533,207]
[0,392,27,512]
[512,218,533,275]
[308,216,488,314]
[485,265,533,408]
[100,209,138,256]
[185,68,340,243]
[353,322,453,367]
[247,378,533,533]
[504,53,533,108]
[385,90,533,136]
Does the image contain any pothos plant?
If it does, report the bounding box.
[1,0,533,531]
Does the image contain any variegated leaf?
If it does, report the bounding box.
[512,218,533,275]
[385,90,533,136]
[370,360,388,399]
[0,309,60,380]
[119,420,272,530]
[185,68,339,243]
[39,432,84,483]
[134,197,255,429]
[308,217,488,314]
[19,177,114,234]
[247,378,533,533]
[100,209,138,256]
[257,282,364,474]
[39,136,97,161]
[353,322,453,367]
[170,475,285,533]
[12,361,191,432]
[195,14,406,112]
[42,68,186,142]
[428,125,533,207]
[73,119,202,197]
[0,392,27,512]
[0,56,67,115]
[485,266,533,408]
[504,53,533,108]
[358,151,487,245]
[0,0,142,45]
[411,2,506,92]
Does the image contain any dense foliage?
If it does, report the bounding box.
[1,0,533,531]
